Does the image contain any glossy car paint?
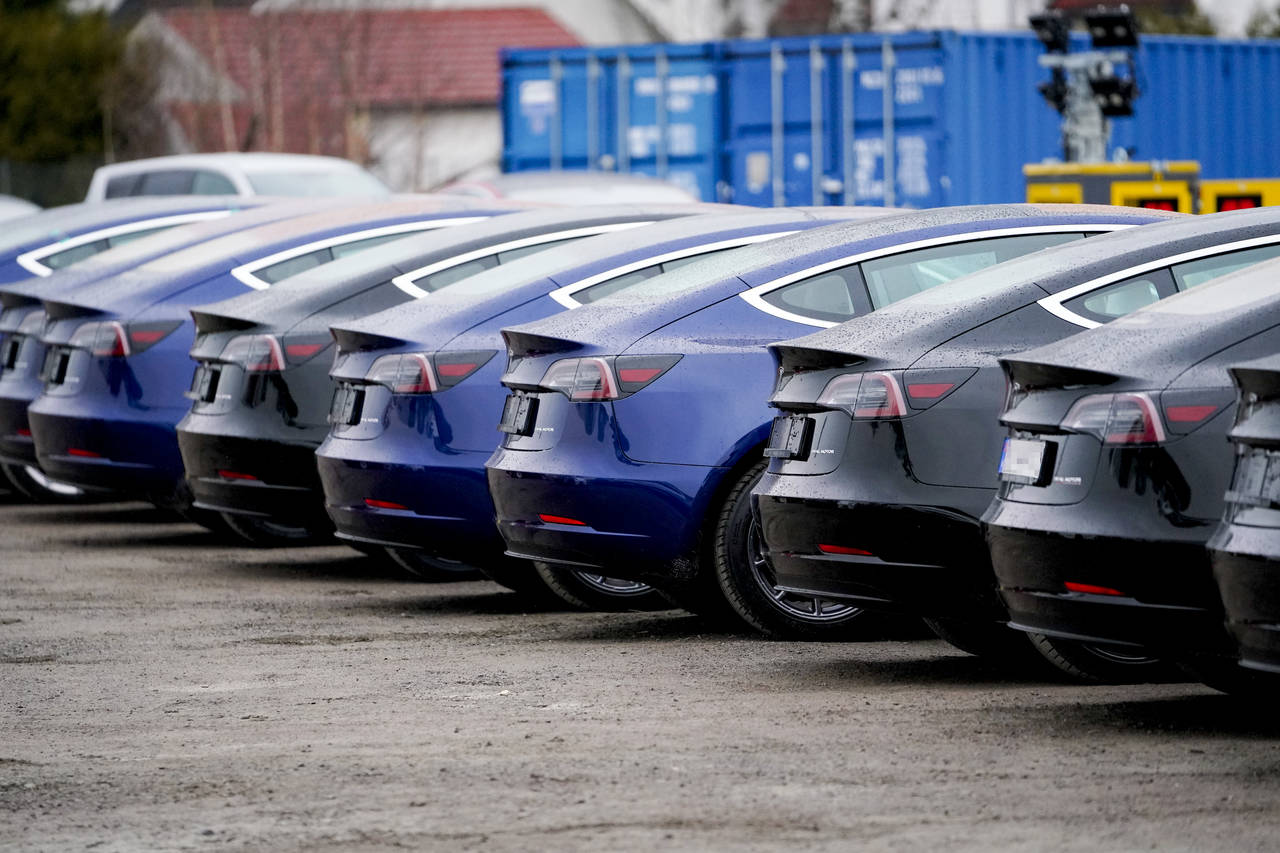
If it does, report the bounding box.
[755,207,1280,622]
[24,197,507,506]
[0,197,262,285]
[985,261,1280,656]
[313,208,876,561]
[1208,355,1280,674]
[175,204,723,528]
[484,205,1170,600]
[0,200,337,487]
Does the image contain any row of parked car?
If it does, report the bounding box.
[2,174,1279,696]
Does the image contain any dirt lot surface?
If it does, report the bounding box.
[3,497,1280,852]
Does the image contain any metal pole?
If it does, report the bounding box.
[841,40,856,206]
[881,39,896,207]
[655,49,670,179]
[809,41,825,206]
[617,55,631,172]
[771,44,786,207]
[550,56,563,171]
[587,54,600,170]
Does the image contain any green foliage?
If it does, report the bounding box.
[1133,6,1217,36]
[1246,5,1280,38]
[0,6,123,161]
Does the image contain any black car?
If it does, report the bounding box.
[754,207,1280,673]
[176,204,710,556]
[986,260,1280,690]
[1208,354,1280,677]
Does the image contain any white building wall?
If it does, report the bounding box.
[365,106,502,190]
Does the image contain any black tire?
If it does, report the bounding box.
[923,617,1046,666]
[1178,655,1280,697]
[713,461,869,640]
[1027,632,1179,684]
[533,561,670,611]
[385,547,483,582]
[2,462,91,504]
[220,512,328,547]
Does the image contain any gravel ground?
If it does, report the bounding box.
[3,496,1280,852]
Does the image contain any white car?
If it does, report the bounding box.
[85,153,389,202]
[0,195,39,222]
[440,170,700,205]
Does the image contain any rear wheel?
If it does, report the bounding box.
[534,562,669,611]
[385,547,482,582]
[1028,632,1177,683]
[713,461,869,640]
[2,462,90,503]
[220,512,329,547]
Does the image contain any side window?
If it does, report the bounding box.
[191,170,237,195]
[108,226,168,248]
[574,267,661,304]
[255,248,332,285]
[1172,244,1280,290]
[331,232,408,259]
[860,232,1084,309]
[411,255,500,293]
[760,265,866,324]
[104,174,143,198]
[40,239,110,270]
[138,170,196,195]
[1062,268,1177,324]
[496,236,580,264]
[329,280,413,317]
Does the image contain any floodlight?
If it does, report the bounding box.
[1089,76,1137,116]
[1030,12,1071,53]
[1085,7,1140,49]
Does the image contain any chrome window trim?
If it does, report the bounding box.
[547,230,801,309]
[230,217,490,291]
[15,210,233,277]
[1038,234,1280,329]
[392,221,653,299]
[739,223,1135,328]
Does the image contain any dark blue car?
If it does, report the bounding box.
[485,204,1179,638]
[0,197,261,285]
[314,208,885,609]
[0,199,342,501]
[25,197,509,521]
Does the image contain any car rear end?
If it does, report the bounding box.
[1209,357,1280,674]
[0,301,51,474]
[985,357,1237,654]
[177,313,335,529]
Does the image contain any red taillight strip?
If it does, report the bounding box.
[436,361,478,378]
[1165,404,1218,424]
[1064,581,1125,596]
[618,367,663,383]
[907,383,955,400]
[818,544,874,556]
[286,343,325,359]
[539,513,586,526]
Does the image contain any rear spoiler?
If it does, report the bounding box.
[0,291,39,310]
[330,325,410,354]
[769,343,868,375]
[1001,357,1118,391]
[500,329,584,361]
[190,309,259,335]
[42,299,109,322]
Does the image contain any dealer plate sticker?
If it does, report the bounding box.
[998,437,1049,485]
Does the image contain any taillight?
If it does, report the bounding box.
[1160,388,1232,435]
[538,355,680,401]
[69,321,129,357]
[220,334,284,372]
[1061,392,1167,445]
[815,371,907,419]
[365,350,496,394]
[282,333,333,365]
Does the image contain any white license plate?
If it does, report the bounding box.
[998,437,1049,485]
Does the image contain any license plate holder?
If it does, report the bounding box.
[2,336,19,370]
[41,348,69,385]
[329,384,363,426]
[998,437,1054,486]
[498,393,538,436]
[763,414,814,460]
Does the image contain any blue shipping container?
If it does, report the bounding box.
[501,31,1280,207]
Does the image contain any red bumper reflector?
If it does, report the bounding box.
[539,513,586,526]
[67,448,100,458]
[1064,581,1125,596]
[16,428,31,437]
[217,470,258,481]
[365,499,408,511]
[907,382,955,399]
[818,544,873,556]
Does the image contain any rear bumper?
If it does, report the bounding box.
[486,446,723,585]
[316,440,503,560]
[1210,523,1280,673]
[177,426,325,524]
[29,406,181,499]
[987,503,1228,654]
[0,384,40,467]
[755,493,1001,618]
